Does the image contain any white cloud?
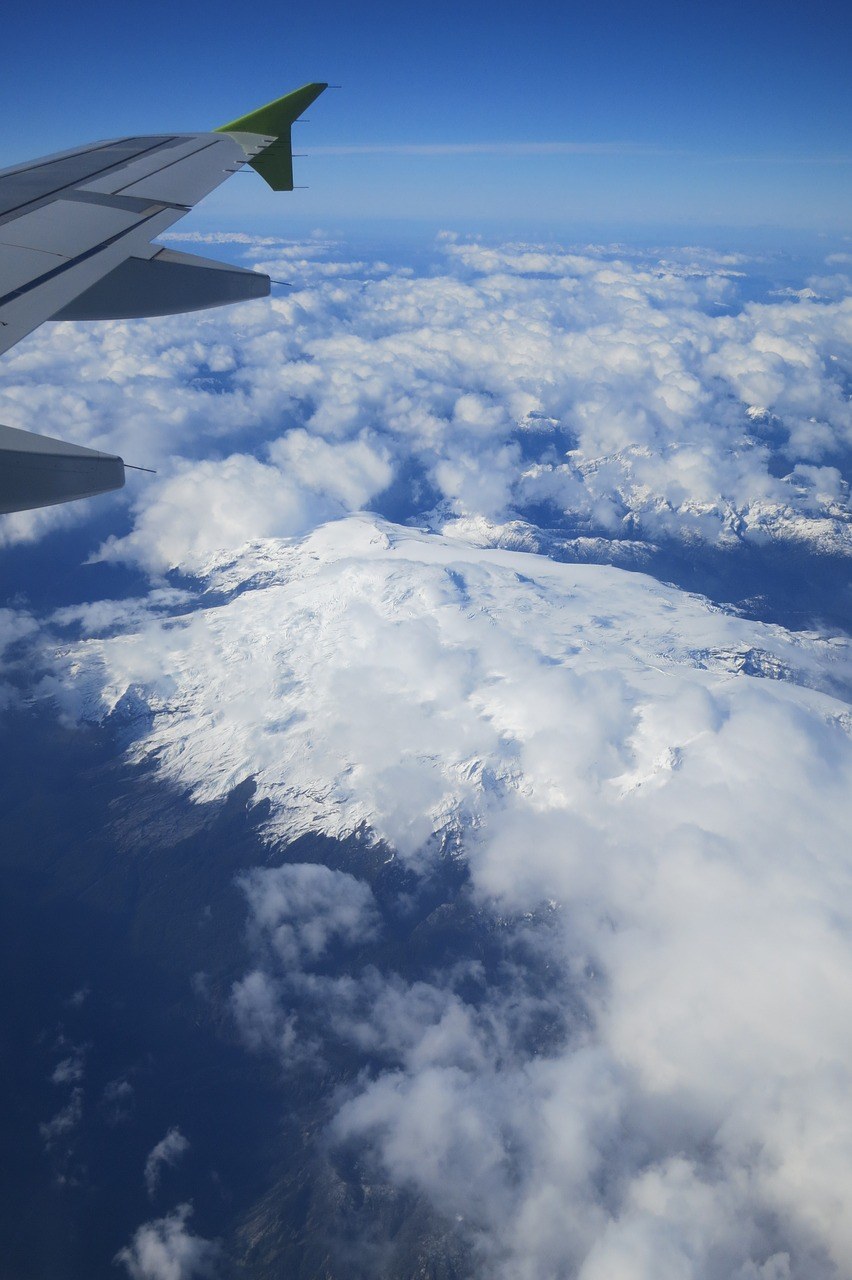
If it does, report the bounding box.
[0,605,38,708]
[51,1049,85,1085]
[267,428,393,510]
[115,1204,219,1280]
[98,454,330,576]
[2,235,850,565]
[36,513,852,1277]
[0,606,37,651]
[240,862,380,968]
[39,1088,83,1149]
[230,969,300,1058]
[9,235,852,1275]
[144,1127,190,1198]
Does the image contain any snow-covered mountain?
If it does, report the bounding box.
[51,514,852,854]
[34,512,852,1279]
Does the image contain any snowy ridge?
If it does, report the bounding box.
[46,515,852,856]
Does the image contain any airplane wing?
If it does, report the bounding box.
[0,82,327,514]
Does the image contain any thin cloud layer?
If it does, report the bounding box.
[144,1128,190,1199]
[38,515,852,1278]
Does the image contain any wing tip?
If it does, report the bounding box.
[215,82,329,136]
[215,82,330,193]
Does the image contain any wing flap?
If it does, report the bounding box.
[52,247,270,320]
[0,423,124,514]
[0,242,61,294]
[0,200,145,259]
[0,205,179,357]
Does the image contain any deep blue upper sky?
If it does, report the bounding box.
[1,0,851,228]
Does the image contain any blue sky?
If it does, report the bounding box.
[2,0,851,230]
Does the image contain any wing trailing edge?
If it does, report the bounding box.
[215,82,329,191]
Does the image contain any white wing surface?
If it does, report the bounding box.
[0,83,327,513]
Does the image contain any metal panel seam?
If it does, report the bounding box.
[0,208,167,309]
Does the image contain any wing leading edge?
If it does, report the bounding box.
[0,83,328,514]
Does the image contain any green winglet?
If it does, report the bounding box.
[215,82,328,191]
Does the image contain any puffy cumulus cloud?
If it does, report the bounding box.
[98,454,332,576]
[101,429,390,577]
[331,1057,802,1279]
[2,234,851,563]
[38,515,852,1277]
[144,1127,190,1198]
[230,969,302,1059]
[239,862,380,968]
[267,429,393,509]
[115,1204,220,1280]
